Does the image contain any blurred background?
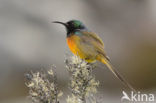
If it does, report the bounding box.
[0,0,156,103]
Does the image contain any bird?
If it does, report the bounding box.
[53,20,135,91]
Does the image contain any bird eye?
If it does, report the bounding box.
[72,23,75,26]
[69,22,74,27]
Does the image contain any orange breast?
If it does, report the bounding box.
[67,35,80,55]
[66,34,97,63]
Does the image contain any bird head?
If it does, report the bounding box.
[53,20,86,36]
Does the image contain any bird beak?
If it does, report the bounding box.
[53,21,68,27]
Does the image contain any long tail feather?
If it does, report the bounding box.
[100,57,136,92]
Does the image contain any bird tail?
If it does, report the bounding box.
[98,57,136,92]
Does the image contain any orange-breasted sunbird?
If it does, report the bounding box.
[53,20,135,91]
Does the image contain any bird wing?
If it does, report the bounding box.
[79,31,109,60]
[81,31,104,47]
[80,32,135,91]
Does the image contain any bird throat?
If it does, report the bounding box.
[67,30,82,37]
[66,29,76,37]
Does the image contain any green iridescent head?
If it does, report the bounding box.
[67,20,85,29]
[53,20,86,36]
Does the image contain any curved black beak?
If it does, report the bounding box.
[53,21,68,27]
